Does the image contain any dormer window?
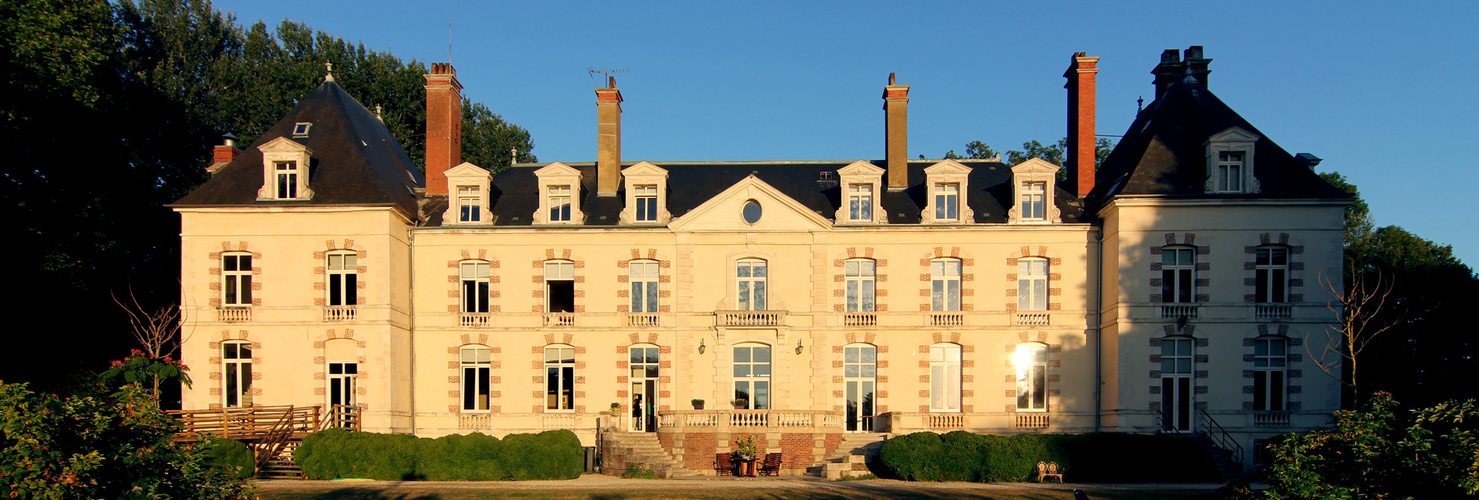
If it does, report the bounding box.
[635,185,658,222]
[1205,126,1260,194]
[1008,158,1061,224]
[834,160,885,224]
[934,184,959,219]
[292,122,312,137]
[619,161,670,225]
[458,186,481,222]
[548,186,572,222]
[848,184,873,220]
[256,137,313,201]
[441,162,493,225]
[921,160,973,224]
[274,161,300,198]
[533,162,583,224]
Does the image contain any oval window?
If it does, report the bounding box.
[742,200,762,224]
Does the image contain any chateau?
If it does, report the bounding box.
[172,47,1349,474]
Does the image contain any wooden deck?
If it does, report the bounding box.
[167,404,361,479]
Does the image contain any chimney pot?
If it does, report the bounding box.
[424,62,464,196]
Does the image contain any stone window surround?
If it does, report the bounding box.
[311,328,368,402]
[615,248,672,314]
[256,137,314,201]
[1244,233,1305,303]
[920,160,974,224]
[1005,246,1062,312]
[1002,334,1063,413]
[1147,329,1210,412]
[313,239,367,307]
[532,334,587,414]
[532,162,584,225]
[833,160,887,224]
[618,161,672,225]
[445,250,501,314]
[720,249,784,311]
[206,330,261,409]
[442,162,493,225]
[532,249,583,313]
[1241,325,1304,411]
[831,333,891,415]
[1006,158,1062,224]
[614,334,673,413]
[1149,233,1211,303]
[916,333,973,413]
[1204,126,1260,194]
[208,241,262,308]
[918,247,974,312]
[448,336,502,415]
[832,247,888,312]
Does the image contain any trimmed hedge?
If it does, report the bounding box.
[879,431,1220,483]
[201,438,255,480]
[294,428,582,481]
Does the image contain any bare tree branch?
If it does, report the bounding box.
[1308,262,1404,396]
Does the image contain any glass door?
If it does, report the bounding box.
[630,346,660,432]
[844,345,876,432]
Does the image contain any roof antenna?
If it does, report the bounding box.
[588,67,629,84]
[325,61,334,82]
[447,23,452,64]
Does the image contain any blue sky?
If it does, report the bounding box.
[218,0,1478,266]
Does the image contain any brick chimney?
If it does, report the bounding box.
[213,133,241,163]
[1064,52,1100,197]
[883,73,910,190]
[595,76,623,197]
[424,62,463,196]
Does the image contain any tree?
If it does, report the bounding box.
[1310,264,1401,397]
[942,138,1115,183]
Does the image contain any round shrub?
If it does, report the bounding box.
[202,438,255,480]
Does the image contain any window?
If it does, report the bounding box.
[458,186,481,222]
[1161,247,1195,303]
[933,183,959,220]
[845,259,875,312]
[733,344,771,409]
[1255,247,1289,303]
[222,254,252,306]
[629,345,660,431]
[1215,151,1244,192]
[327,362,357,407]
[844,344,876,431]
[460,261,490,313]
[292,122,311,137]
[741,200,762,224]
[929,344,961,411]
[1018,258,1048,311]
[222,342,252,408]
[274,161,300,199]
[545,345,575,410]
[1253,338,1287,411]
[634,185,658,222]
[326,253,357,307]
[848,184,873,221]
[630,260,659,313]
[545,261,575,313]
[1161,337,1194,431]
[931,259,961,311]
[548,185,572,222]
[736,259,767,311]
[1014,344,1048,411]
[1020,182,1046,221]
[461,346,491,411]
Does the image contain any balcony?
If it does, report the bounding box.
[715,310,786,327]
[626,313,660,328]
[544,312,577,328]
[1013,312,1050,326]
[1252,411,1292,427]
[322,305,356,322]
[1160,304,1199,319]
[217,306,252,322]
[1015,413,1049,429]
[459,312,491,328]
[842,312,877,327]
[1255,304,1293,320]
[927,311,964,328]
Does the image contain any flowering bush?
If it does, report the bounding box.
[99,349,191,398]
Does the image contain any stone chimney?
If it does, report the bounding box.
[1064,52,1100,197]
[1152,49,1185,100]
[595,76,623,197]
[883,73,910,190]
[1183,46,1211,87]
[424,62,463,196]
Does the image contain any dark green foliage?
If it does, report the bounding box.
[879,431,1219,483]
[201,438,254,480]
[295,429,581,481]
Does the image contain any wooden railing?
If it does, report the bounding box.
[715,310,786,327]
[323,404,361,431]
[168,405,319,441]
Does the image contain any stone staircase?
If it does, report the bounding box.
[1193,432,1244,481]
[603,432,687,478]
[257,440,305,479]
[810,433,888,479]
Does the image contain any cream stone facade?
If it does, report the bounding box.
[173,47,1350,473]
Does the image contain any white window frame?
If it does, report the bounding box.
[921,160,973,224]
[833,160,885,224]
[843,344,877,432]
[619,161,671,225]
[461,346,491,412]
[1008,158,1060,223]
[460,261,490,313]
[1161,246,1195,303]
[545,260,576,313]
[1161,337,1194,432]
[931,258,961,312]
[634,185,658,222]
[732,344,771,410]
[1255,246,1289,303]
[532,162,583,224]
[221,253,253,307]
[934,183,959,221]
[847,184,874,222]
[256,137,313,201]
[544,345,576,411]
[442,163,493,225]
[327,361,357,408]
[1204,126,1260,194]
[458,185,482,223]
[1018,258,1049,311]
[929,343,961,412]
[629,260,659,313]
[1014,343,1048,412]
[736,259,767,311]
[1020,182,1046,221]
[548,185,572,222]
[222,341,252,408]
[1253,337,1287,412]
[274,161,301,199]
[844,259,876,312]
[326,252,357,307]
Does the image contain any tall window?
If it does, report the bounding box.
[1161,337,1194,431]
[546,261,575,313]
[634,185,658,222]
[844,344,877,431]
[1255,247,1289,303]
[1253,338,1287,411]
[461,346,491,411]
[931,258,961,311]
[222,342,252,408]
[629,260,659,313]
[736,259,767,311]
[460,261,490,313]
[222,254,252,306]
[1018,258,1048,311]
[845,259,875,312]
[1020,182,1046,221]
[933,183,959,220]
[274,161,299,198]
[326,253,357,307]
[545,345,575,410]
[1162,247,1195,303]
[629,345,660,432]
[457,185,481,222]
[848,184,873,221]
[327,362,357,407]
[1015,344,1048,411]
[1216,151,1244,192]
[929,344,961,411]
[548,185,572,222]
[733,344,771,409]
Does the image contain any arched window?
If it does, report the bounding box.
[1014,343,1048,411]
[544,345,576,410]
[732,344,771,409]
[461,346,491,412]
[736,259,767,311]
[222,341,252,408]
[1018,258,1048,311]
[1161,246,1195,303]
[1253,337,1287,411]
[1255,246,1289,303]
[845,259,876,312]
[930,258,961,312]
[929,343,961,411]
[844,344,877,431]
[1160,337,1194,431]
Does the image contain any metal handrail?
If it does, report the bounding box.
[1197,408,1243,465]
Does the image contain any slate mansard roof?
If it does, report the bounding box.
[172,81,424,216]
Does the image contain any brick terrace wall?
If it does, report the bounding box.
[779,433,815,470]
[682,432,717,471]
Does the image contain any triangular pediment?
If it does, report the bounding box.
[924,159,972,175]
[1209,126,1259,143]
[1012,157,1061,175]
[258,136,312,155]
[444,162,491,178]
[837,160,884,176]
[534,162,580,177]
[669,175,832,231]
[621,161,668,177]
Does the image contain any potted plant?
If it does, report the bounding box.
[734,436,758,476]
[609,402,622,415]
[731,398,748,410]
[691,399,705,410]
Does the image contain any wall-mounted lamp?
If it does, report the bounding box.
[795,339,804,355]
[698,338,706,354]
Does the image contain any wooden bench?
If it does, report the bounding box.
[759,453,783,476]
[715,453,734,476]
[1037,461,1065,483]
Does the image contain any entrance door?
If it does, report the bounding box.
[844,345,876,432]
[1160,338,1194,432]
[328,361,357,429]
[629,346,660,432]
